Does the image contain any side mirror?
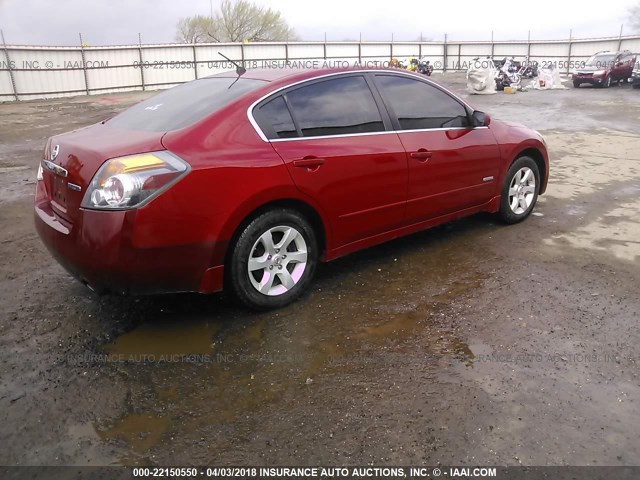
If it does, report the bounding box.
[472,111,491,127]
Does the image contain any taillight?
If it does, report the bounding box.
[81,151,189,210]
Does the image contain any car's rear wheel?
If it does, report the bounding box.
[228,209,318,310]
[498,157,540,224]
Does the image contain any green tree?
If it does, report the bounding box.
[175,0,298,43]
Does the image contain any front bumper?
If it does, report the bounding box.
[34,184,223,295]
[572,74,605,85]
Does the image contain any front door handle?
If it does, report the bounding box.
[410,150,432,161]
[293,157,325,170]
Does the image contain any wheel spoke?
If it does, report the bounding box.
[519,196,528,211]
[258,271,275,294]
[521,169,532,184]
[277,270,295,290]
[259,231,276,255]
[509,186,518,197]
[276,227,298,250]
[522,185,535,194]
[513,170,522,184]
[285,251,307,264]
[248,255,269,272]
[510,195,520,211]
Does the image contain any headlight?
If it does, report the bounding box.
[81,151,189,210]
[37,164,43,181]
[593,70,605,76]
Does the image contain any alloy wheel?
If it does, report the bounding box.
[247,225,308,296]
[508,167,536,215]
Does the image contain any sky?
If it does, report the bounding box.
[0,0,637,46]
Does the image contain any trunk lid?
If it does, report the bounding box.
[42,123,165,223]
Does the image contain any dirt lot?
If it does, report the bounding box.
[1,73,639,467]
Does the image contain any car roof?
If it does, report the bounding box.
[207,67,391,83]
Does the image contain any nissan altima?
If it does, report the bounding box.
[35,67,549,309]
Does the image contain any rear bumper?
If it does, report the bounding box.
[34,185,223,295]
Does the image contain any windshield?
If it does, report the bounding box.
[107,77,266,132]
[585,54,615,68]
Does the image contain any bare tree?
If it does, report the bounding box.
[631,2,640,33]
[175,16,211,43]
[175,0,297,43]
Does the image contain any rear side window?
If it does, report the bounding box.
[108,77,266,132]
[285,76,385,137]
[254,96,297,139]
[375,75,469,130]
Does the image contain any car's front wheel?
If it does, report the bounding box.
[498,156,540,224]
[228,209,318,310]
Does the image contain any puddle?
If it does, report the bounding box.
[97,414,170,454]
[96,229,489,462]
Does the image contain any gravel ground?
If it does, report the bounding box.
[0,72,639,467]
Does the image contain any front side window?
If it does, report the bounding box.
[285,76,385,137]
[375,75,469,130]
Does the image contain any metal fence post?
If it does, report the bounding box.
[527,30,531,61]
[617,24,624,51]
[323,32,327,60]
[79,33,90,95]
[138,33,145,91]
[490,31,495,59]
[390,33,394,61]
[443,33,447,72]
[1,29,18,101]
[358,32,362,65]
[192,42,198,80]
[567,29,573,75]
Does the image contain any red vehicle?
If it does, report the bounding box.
[35,68,549,309]
[572,50,636,88]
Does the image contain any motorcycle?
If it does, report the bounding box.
[417,58,433,76]
[493,57,521,91]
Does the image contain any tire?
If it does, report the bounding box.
[633,84,640,89]
[601,76,611,88]
[498,156,540,224]
[573,80,580,88]
[228,209,318,310]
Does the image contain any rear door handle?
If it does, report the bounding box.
[293,157,325,169]
[410,150,432,161]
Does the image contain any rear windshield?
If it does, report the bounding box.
[107,77,266,132]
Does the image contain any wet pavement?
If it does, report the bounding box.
[1,73,639,466]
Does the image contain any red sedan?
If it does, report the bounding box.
[35,68,549,309]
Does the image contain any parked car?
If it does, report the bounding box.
[572,50,636,88]
[35,68,549,309]
[633,59,640,89]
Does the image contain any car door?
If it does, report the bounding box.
[372,73,501,224]
[252,74,408,247]
[615,53,635,81]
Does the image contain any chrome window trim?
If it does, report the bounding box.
[269,126,488,143]
[246,69,481,143]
